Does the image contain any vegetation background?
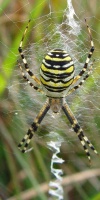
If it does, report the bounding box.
[0,0,100,200]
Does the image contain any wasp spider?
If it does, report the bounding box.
[18,19,98,162]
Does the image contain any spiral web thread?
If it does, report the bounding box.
[47,132,64,200]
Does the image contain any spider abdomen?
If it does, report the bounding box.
[40,49,74,97]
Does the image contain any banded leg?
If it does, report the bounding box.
[18,62,44,94]
[72,19,94,85]
[18,19,41,85]
[67,64,93,96]
[18,100,50,153]
[62,102,98,162]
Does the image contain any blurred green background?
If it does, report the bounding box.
[0,0,100,200]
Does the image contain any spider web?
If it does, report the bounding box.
[0,0,100,199]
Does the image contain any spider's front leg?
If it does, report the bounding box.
[18,100,50,153]
[18,19,41,86]
[72,19,94,85]
[67,61,94,96]
[18,61,44,94]
[62,101,98,162]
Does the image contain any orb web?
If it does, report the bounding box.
[0,0,100,199]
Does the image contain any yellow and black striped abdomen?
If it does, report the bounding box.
[40,49,74,97]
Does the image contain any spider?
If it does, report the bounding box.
[18,19,98,162]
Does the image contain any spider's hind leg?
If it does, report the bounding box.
[62,102,98,162]
[18,100,50,153]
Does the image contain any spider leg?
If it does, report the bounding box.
[72,19,94,85]
[67,62,93,96]
[62,101,98,162]
[18,19,41,85]
[18,100,50,153]
[18,61,44,94]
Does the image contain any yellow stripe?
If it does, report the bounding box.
[50,50,67,53]
[41,64,74,74]
[45,55,72,61]
[40,77,73,88]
